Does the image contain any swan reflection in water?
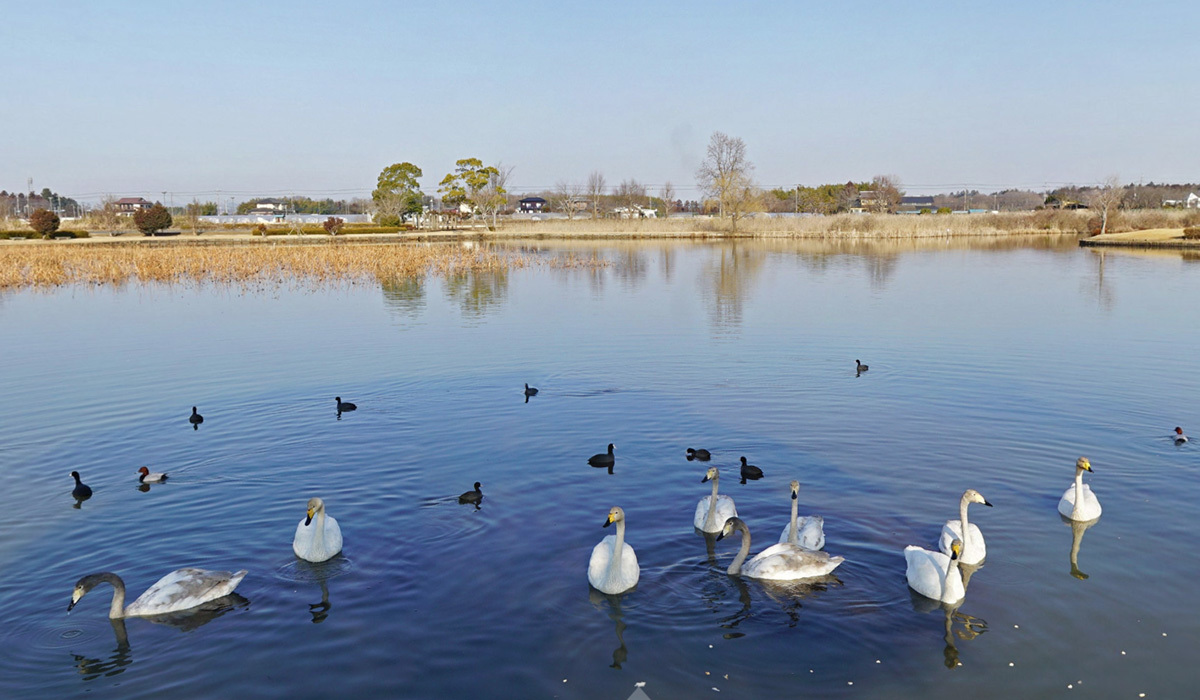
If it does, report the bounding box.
[587,588,629,669]
[1063,515,1099,580]
[909,562,986,669]
[309,578,332,623]
[71,593,249,681]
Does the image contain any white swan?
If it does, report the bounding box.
[719,517,844,580]
[588,506,639,594]
[777,479,825,550]
[905,538,964,604]
[938,489,992,565]
[69,568,247,618]
[694,467,738,533]
[1058,457,1101,521]
[293,497,343,562]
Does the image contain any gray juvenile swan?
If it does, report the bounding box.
[587,506,639,594]
[777,480,825,550]
[293,497,343,562]
[718,517,844,580]
[938,489,992,565]
[69,568,247,618]
[694,467,738,533]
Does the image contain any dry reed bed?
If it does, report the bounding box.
[0,243,602,290]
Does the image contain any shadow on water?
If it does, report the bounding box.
[1063,515,1100,580]
[908,585,987,670]
[70,593,249,682]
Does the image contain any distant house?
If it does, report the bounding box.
[518,197,547,213]
[248,198,289,217]
[897,196,935,213]
[612,206,657,219]
[114,197,153,216]
[1188,192,1200,209]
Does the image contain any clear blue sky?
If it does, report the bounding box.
[3,0,1196,202]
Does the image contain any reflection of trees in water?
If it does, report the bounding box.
[381,276,427,318]
[611,249,650,291]
[702,245,766,333]
[1083,250,1115,311]
[444,269,509,318]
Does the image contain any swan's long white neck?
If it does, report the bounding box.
[788,495,799,544]
[608,518,626,578]
[313,507,327,550]
[1073,468,1085,519]
[728,521,751,575]
[942,556,960,601]
[958,495,972,548]
[705,476,720,529]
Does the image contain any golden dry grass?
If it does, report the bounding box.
[0,242,603,291]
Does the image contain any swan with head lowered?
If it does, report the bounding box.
[718,517,844,580]
[1058,457,1101,521]
[293,497,343,562]
[777,480,825,550]
[69,568,247,618]
[905,538,965,604]
[938,489,992,565]
[694,467,738,533]
[588,506,639,595]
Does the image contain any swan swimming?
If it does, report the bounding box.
[1058,457,1101,521]
[587,506,639,594]
[905,538,964,604]
[69,568,247,618]
[938,489,992,565]
[293,497,343,562]
[694,467,738,533]
[777,480,825,550]
[718,517,844,580]
[137,466,168,483]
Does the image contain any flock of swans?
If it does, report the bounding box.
[63,392,1189,623]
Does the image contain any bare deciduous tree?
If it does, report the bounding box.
[696,131,760,230]
[659,181,675,218]
[865,175,903,213]
[585,171,606,219]
[614,179,647,216]
[1084,175,1124,235]
[552,180,583,220]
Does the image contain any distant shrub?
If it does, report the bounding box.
[134,204,173,235]
[919,208,932,215]
[29,209,61,238]
[323,217,345,235]
[936,207,952,215]
[376,214,403,227]
[1184,226,1200,240]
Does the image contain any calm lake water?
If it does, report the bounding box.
[2,237,1197,699]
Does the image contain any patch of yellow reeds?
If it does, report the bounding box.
[0,242,605,291]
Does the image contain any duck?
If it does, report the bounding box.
[905,538,964,604]
[718,517,844,580]
[71,471,92,500]
[1058,457,1101,521]
[459,482,483,505]
[524,383,538,397]
[694,467,738,533]
[69,568,247,618]
[856,359,869,373]
[587,506,639,594]
[137,466,168,484]
[335,397,357,413]
[189,406,203,429]
[293,497,343,562]
[588,443,616,470]
[739,456,763,483]
[686,448,711,462]
[1175,427,1188,445]
[777,480,825,550]
[938,489,992,565]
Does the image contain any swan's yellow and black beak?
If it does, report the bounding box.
[951,541,962,561]
[791,491,798,501]
[305,507,315,526]
[984,499,993,507]
[1077,457,1093,472]
[701,475,710,483]
[603,512,614,528]
[67,588,82,612]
